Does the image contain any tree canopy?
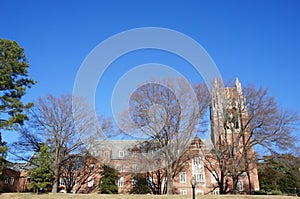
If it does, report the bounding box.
[0,39,35,129]
[27,145,53,192]
[99,164,118,194]
[258,154,300,194]
[0,38,35,178]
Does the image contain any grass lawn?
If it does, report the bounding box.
[0,193,299,199]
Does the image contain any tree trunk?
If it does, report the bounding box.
[166,167,173,195]
[51,147,61,193]
[247,171,252,194]
[52,169,59,193]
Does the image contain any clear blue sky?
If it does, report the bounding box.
[1,0,300,145]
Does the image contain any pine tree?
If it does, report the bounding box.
[130,173,151,194]
[0,39,35,177]
[0,39,36,129]
[99,164,118,194]
[28,145,53,193]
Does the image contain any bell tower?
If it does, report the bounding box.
[209,78,260,193]
[210,78,247,148]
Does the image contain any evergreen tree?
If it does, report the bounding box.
[28,145,53,193]
[130,173,151,194]
[0,39,35,177]
[99,164,118,194]
[258,154,300,194]
[0,39,36,129]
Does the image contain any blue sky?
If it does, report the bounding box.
[1,0,300,145]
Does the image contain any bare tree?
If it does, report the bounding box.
[119,78,209,194]
[59,155,101,193]
[207,78,299,194]
[30,94,112,193]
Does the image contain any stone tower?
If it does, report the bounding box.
[209,78,260,193]
[210,78,247,147]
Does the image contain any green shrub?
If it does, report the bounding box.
[268,190,282,195]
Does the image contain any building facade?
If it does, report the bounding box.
[1,78,259,195]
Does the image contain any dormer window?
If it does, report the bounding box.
[119,151,124,157]
[104,151,109,158]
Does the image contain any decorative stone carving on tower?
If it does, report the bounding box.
[210,77,247,147]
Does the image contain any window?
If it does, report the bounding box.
[104,151,109,158]
[237,180,243,191]
[87,176,94,187]
[131,178,137,186]
[60,178,66,186]
[117,165,124,172]
[163,177,167,187]
[195,174,205,183]
[119,151,124,157]
[211,171,218,183]
[147,177,154,187]
[180,189,187,195]
[74,162,83,170]
[118,177,124,187]
[193,157,205,184]
[10,177,14,185]
[70,177,76,186]
[4,176,8,184]
[132,164,137,172]
[213,189,219,195]
[133,151,138,158]
[179,172,186,183]
[90,164,95,172]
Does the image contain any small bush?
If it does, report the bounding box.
[268,190,282,195]
[254,190,267,195]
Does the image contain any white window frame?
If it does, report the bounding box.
[87,176,94,187]
[131,178,137,186]
[237,180,243,191]
[132,164,137,172]
[104,151,109,157]
[118,176,124,187]
[180,189,187,195]
[119,151,124,157]
[117,165,124,172]
[60,177,66,186]
[90,164,95,172]
[179,172,186,183]
[211,171,218,183]
[192,157,205,184]
[10,177,14,185]
[213,189,219,195]
[195,173,205,184]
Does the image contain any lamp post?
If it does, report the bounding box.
[191,176,196,199]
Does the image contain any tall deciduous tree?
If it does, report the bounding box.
[0,39,35,177]
[10,127,42,162]
[28,145,53,193]
[30,94,112,193]
[119,78,209,194]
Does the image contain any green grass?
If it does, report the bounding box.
[0,193,299,199]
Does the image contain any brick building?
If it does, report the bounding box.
[1,78,259,195]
